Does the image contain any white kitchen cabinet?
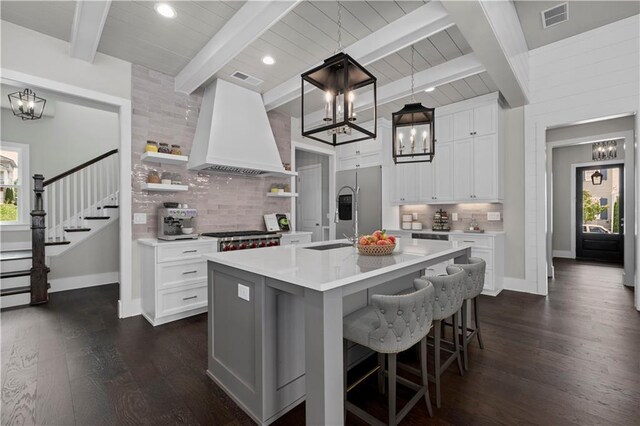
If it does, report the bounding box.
[453,109,474,140]
[453,138,473,201]
[472,134,498,200]
[432,141,453,201]
[281,232,312,245]
[473,103,497,136]
[139,239,217,326]
[337,143,381,171]
[417,161,434,201]
[435,114,454,143]
[449,234,504,296]
[393,163,419,204]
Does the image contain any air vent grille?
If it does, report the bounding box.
[204,165,265,176]
[541,3,568,29]
[231,71,264,87]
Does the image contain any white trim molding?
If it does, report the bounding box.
[552,250,574,259]
[502,277,534,294]
[49,271,119,293]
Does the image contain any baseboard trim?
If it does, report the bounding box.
[552,250,574,259]
[503,277,538,294]
[49,271,119,293]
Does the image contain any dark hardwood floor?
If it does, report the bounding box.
[2,259,638,425]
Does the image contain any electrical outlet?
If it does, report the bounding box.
[451,212,458,221]
[133,213,147,224]
[487,212,501,221]
[238,284,250,301]
[412,212,418,220]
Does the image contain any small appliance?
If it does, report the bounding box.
[157,207,198,240]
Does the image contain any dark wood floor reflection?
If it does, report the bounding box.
[2,259,638,425]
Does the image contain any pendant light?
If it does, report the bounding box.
[392,46,435,164]
[8,88,46,120]
[300,1,377,146]
[590,170,603,185]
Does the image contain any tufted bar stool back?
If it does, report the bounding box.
[447,258,486,370]
[413,267,465,408]
[343,284,435,425]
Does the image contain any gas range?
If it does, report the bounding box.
[200,230,281,251]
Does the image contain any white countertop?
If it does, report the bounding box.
[388,229,504,236]
[281,231,313,236]
[203,238,472,292]
[138,237,218,247]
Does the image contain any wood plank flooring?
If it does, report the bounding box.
[1,259,638,425]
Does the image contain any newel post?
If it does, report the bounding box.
[31,174,48,304]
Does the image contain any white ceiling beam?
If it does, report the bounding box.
[304,53,485,125]
[263,1,454,111]
[441,0,529,107]
[69,0,111,63]
[175,0,300,94]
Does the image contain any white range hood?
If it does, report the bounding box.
[188,79,292,176]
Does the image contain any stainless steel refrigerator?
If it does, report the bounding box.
[336,165,382,238]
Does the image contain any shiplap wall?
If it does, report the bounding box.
[523,15,640,296]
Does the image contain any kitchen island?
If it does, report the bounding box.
[203,238,471,425]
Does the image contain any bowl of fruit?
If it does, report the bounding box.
[357,230,397,256]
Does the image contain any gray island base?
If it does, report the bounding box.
[204,239,471,425]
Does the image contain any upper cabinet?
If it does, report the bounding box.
[390,92,504,205]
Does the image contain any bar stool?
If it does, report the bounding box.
[446,258,486,370]
[414,267,465,408]
[343,283,435,425]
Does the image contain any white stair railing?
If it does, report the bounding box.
[42,150,119,242]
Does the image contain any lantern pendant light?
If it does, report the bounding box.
[590,170,603,185]
[392,46,435,164]
[8,88,46,120]
[300,1,377,146]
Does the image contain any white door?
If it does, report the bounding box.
[433,141,454,201]
[472,134,498,199]
[453,109,474,140]
[297,164,323,242]
[473,104,496,136]
[453,138,473,201]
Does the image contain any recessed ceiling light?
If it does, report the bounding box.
[154,3,176,19]
[262,56,275,65]
[424,87,435,93]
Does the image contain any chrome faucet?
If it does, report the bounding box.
[335,183,360,246]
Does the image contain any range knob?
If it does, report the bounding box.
[222,245,230,252]
[250,242,258,249]
[272,240,280,246]
[239,243,248,250]
[258,241,266,248]
[229,244,238,251]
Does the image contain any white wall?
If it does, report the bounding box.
[1,93,120,283]
[1,21,131,100]
[524,15,639,297]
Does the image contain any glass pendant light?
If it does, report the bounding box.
[392,46,435,164]
[8,88,46,120]
[300,1,377,146]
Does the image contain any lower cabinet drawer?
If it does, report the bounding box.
[450,235,493,249]
[159,260,207,289]
[157,242,216,263]
[158,283,207,317]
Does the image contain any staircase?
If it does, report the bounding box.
[0,149,119,308]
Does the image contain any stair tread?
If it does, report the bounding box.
[1,270,31,279]
[64,227,92,232]
[84,216,110,220]
[98,205,119,209]
[0,286,31,296]
[0,250,32,261]
[45,239,71,246]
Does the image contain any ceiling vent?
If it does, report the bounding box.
[541,3,568,29]
[230,71,263,87]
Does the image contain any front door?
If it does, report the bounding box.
[576,164,624,262]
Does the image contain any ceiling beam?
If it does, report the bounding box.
[175,0,300,94]
[304,53,485,125]
[441,0,529,107]
[263,1,454,111]
[69,0,111,63]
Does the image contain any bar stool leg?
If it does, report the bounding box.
[388,353,397,426]
[420,336,433,417]
[433,319,442,408]
[461,299,469,370]
[474,297,485,349]
[453,311,464,376]
[378,352,386,394]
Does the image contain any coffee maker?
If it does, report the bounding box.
[157,207,198,240]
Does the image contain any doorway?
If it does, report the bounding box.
[295,149,331,242]
[575,164,624,262]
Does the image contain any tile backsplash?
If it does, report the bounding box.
[399,204,504,232]
[131,65,291,239]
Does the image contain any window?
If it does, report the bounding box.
[599,198,608,220]
[0,142,30,226]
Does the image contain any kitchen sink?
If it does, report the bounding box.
[303,243,354,251]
